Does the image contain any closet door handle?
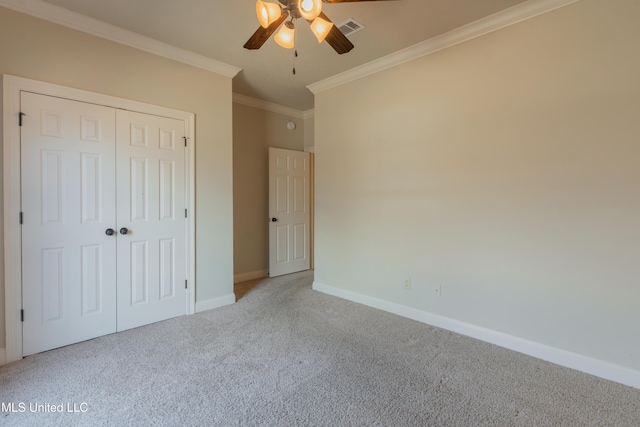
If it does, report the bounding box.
[119,227,129,235]
[105,228,115,236]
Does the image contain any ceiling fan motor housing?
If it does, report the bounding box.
[276,0,324,20]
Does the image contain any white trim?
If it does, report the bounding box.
[302,109,315,120]
[195,294,236,313]
[308,0,581,94]
[234,270,267,284]
[233,93,308,119]
[3,74,197,363]
[186,115,196,316]
[0,0,241,78]
[0,348,6,366]
[304,146,315,154]
[3,75,23,364]
[312,281,640,390]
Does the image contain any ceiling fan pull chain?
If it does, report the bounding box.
[292,22,298,75]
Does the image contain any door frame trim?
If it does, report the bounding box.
[3,74,197,363]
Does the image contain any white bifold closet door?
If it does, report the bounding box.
[21,92,187,356]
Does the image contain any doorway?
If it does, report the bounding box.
[3,75,196,361]
[268,147,311,277]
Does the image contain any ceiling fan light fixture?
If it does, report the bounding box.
[256,0,282,28]
[298,0,322,21]
[274,21,296,49]
[310,16,333,43]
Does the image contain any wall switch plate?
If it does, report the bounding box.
[434,285,441,297]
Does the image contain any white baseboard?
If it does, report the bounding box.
[0,348,6,366]
[313,281,640,390]
[195,294,236,313]
[234,270,267,284]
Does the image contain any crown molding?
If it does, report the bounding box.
[0,0,241,78]
[233,93,315,120]
[308,0,581,94]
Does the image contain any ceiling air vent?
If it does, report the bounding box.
[337,19,365,37]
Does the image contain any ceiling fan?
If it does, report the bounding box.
[244,0,394,55]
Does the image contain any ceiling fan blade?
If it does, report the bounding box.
[318,12,354,54]
[323,0,398,3]
[243,14,287,50]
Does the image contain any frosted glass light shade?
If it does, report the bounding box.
[275,21,295,49]
[298,0,322,21]
[256,0,282,28]
[310,16,333,43]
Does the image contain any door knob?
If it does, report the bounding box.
[105,228,115,236]
[119,227,129,235]
[271,218,278,222]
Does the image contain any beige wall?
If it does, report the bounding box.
[304,114,315,151]
[0,8,235,349]
[314,0,640,373]
[233,103,305,278]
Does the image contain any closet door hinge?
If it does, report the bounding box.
[185,280,188,289]
[183,137,188,147]
[21,309,24,322]
[185,209,188,218]
[19,212,23,225]
[19,112,25,127]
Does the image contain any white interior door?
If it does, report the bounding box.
[21,92,117,356]
[115,110,187,331]
[21,93,188,355]
[268,148,310,277]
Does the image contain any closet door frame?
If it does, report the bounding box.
[3,74,196,364]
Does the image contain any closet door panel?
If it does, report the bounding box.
[115,110,187,331]
[21,92,117,356]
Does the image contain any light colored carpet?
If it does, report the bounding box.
[1,270,638,426]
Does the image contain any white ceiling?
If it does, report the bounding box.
[40,0,529,111]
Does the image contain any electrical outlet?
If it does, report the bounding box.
[403,277,412,290]
[434,285,441,297]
